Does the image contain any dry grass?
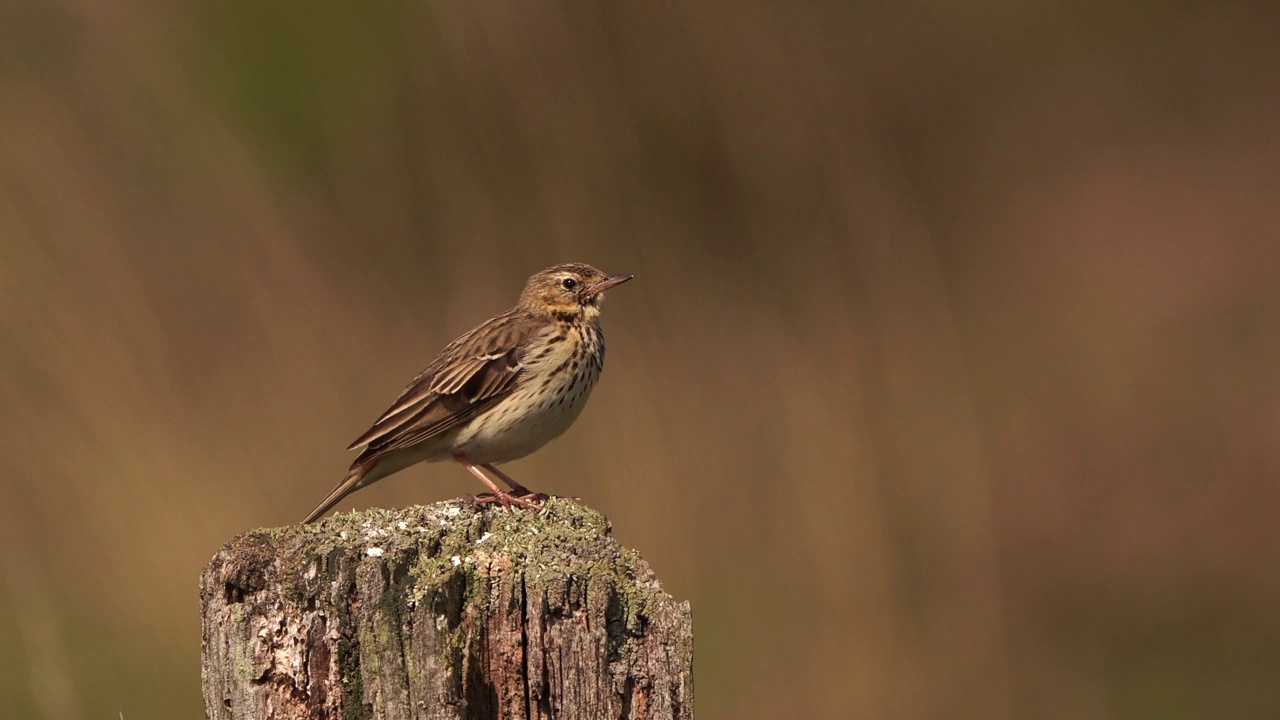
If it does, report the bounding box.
[3,1,1280,717]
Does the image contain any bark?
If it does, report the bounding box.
[200,500,693,720]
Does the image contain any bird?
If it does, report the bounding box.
[302,263,633,524]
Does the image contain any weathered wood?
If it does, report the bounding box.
[200,500,693,720]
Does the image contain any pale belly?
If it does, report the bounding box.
[450,363,601,464]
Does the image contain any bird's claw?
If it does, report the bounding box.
[466,490,545,512]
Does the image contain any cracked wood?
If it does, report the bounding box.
[200,500,693,720]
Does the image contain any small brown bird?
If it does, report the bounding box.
[302,263,633,523]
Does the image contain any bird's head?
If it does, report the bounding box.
[519,263,633,321]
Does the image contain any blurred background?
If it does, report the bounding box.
[3,1,1279,718]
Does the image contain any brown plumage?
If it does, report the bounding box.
[302,263,633,524]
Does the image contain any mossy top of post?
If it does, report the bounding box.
[257,498,612,555]
[205,499,664,612]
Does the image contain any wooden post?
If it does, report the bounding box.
[200,500,693,720]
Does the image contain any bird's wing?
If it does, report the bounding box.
[345,312,530,456]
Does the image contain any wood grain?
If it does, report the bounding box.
[201,500,692,720]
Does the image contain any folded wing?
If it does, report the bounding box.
[345,312,529,461]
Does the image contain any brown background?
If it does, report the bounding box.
[3,1,1279,718]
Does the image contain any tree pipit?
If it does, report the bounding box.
[303,263,633,523]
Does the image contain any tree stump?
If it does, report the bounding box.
[200,500,693,720]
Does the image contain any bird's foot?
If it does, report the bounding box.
[466,489,546,512]
[502,482,535,497]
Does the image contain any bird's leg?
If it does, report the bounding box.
[489,464,581,503]
[480,463,542,498]
[482,463,569,502]
[454,454,540,511]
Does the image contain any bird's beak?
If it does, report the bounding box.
[585,274,634,297]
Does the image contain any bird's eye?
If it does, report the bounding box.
[561,278,577,290]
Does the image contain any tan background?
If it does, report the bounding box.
[3,1,1279,718]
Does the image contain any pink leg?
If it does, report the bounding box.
[453,454,541,511]
[482,464,553,503]
[481,464,531,494]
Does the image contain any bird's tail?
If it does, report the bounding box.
[302,467,370,524]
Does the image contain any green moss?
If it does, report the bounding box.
[338,634,366,720]
[228,625,256,688]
